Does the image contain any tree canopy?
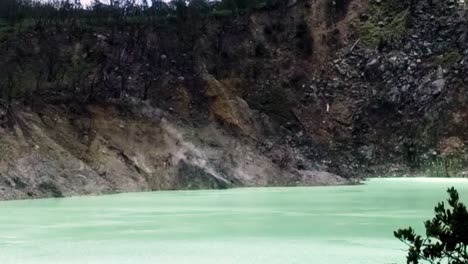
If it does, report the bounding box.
[0,0,288,25]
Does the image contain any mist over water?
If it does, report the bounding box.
[0,178,467,264]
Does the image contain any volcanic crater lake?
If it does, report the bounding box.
[1,178,468,264]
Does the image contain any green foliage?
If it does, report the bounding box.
[0,20,29,43]
[358,0,411,47]
[359,10,409,47]
[0,25,16,42]
[0,0,289,29]
[433,50,462,67]
[395,187,468,264]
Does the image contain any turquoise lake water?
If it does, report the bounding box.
[0,177,468,264]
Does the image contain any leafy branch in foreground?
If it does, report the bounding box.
[394,187,468,264]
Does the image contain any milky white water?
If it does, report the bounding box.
[0,177,468,264]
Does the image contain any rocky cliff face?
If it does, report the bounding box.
[316,0,468,176]
[0,0,467,200]
[0,101,346,200]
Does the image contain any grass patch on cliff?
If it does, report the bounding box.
[357,0,411,47]
[359,10,409,47]
[432,49,461,66]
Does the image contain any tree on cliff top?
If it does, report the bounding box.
[394,187,468,264]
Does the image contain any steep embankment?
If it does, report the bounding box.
[0,0,467,200]
[0,102,345,200]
